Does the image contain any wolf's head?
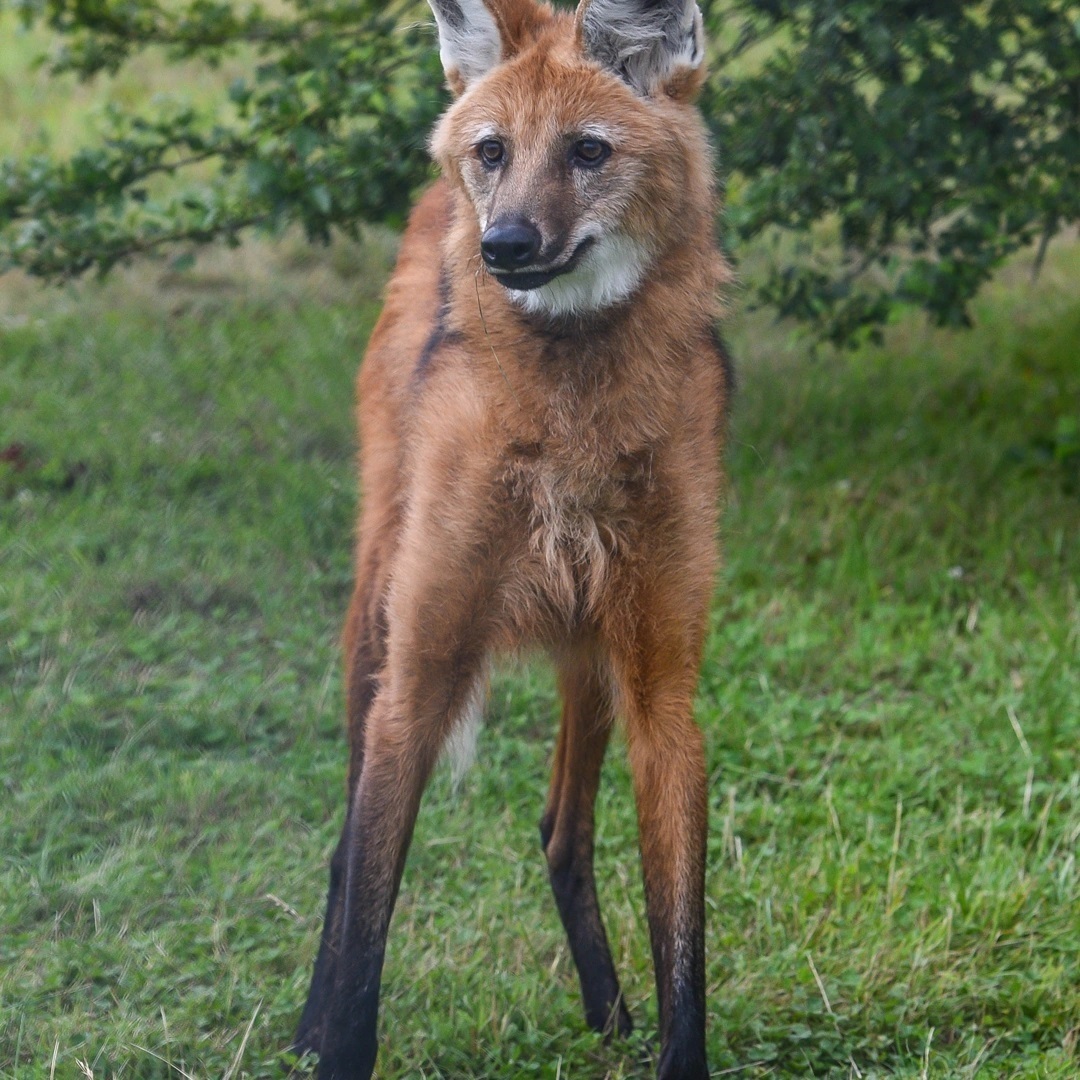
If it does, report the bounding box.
[428,0,713,320]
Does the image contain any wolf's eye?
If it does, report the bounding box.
[477,139,505,167]
[571,138,611,168]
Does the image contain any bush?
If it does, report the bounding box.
[707,0,1080,344]
[3,0,1079,345]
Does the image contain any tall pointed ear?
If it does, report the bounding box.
[575,0,705,98]
[427,0,505,95]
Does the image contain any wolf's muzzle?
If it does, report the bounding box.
[488,236,596,291]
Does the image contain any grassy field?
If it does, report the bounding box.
[2,225,1078,1079]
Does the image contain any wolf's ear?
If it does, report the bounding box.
[575,0,705,97]
[428,0,504,94]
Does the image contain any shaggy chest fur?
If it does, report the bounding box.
[499,426,656,625]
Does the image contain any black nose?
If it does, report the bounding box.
[480,219,542,271]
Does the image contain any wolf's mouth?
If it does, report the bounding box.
[490,237,596,291]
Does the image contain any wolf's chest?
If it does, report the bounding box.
[500,444,654,620]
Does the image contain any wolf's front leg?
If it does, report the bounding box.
[314,515,501,1078]
[626,702,709,1080]
[607,580,712,1080]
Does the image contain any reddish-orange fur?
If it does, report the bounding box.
[294,2,732,1077]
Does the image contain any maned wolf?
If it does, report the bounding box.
[294,0,733,1076]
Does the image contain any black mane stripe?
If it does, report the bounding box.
[414,269,460,381]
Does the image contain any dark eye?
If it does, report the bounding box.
[571,138,611,168]
[477,139,505,167]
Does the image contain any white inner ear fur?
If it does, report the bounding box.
[428,0,503,88]
[580,0,705,96]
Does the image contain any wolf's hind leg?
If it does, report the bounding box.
[541,651,632,1039]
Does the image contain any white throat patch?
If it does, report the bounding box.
[506,232,651,318]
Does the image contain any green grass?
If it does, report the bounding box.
[1,232,1078,1079]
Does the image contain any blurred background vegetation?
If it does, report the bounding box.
[2,0,1079,344]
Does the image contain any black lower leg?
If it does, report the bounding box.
[293,833,347,1056]
[315,721,439,1080]
[296,615,385,1056]
[652,932,707,1080]
[541,816,632,1038]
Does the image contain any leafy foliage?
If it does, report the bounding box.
[706,0,1080,344]
[2,0,1080,343]
[1,0,444,277]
